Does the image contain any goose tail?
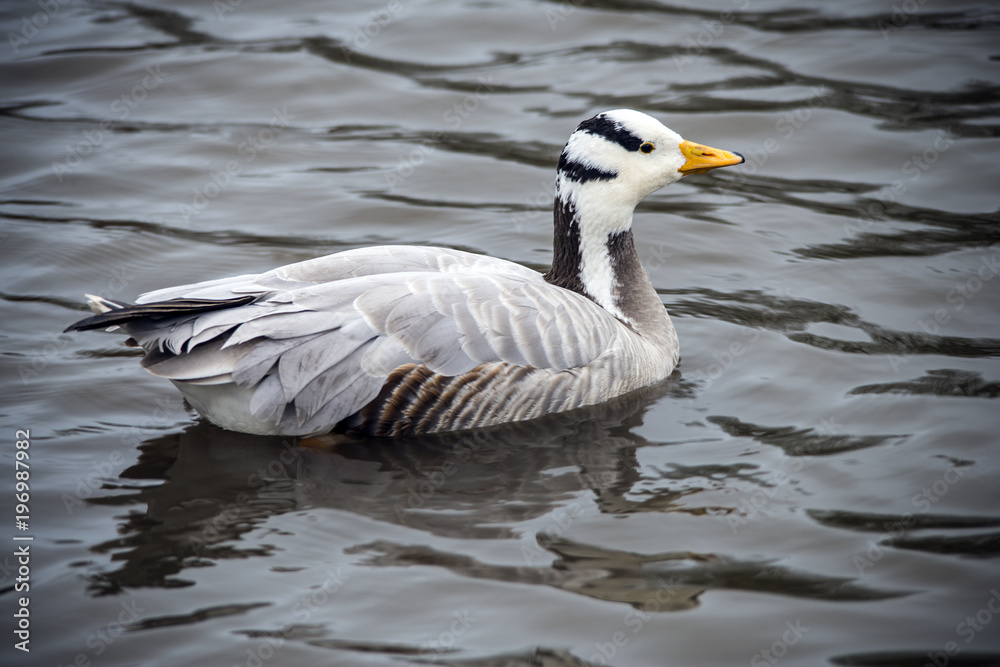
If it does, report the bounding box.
[64,294,257,333]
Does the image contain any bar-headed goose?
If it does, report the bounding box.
[67,109,743,437]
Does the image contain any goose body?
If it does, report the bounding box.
[67,110,743,437]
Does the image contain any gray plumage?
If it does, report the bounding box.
[67,110,743,437]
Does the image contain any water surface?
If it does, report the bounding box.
[1,1,999,665]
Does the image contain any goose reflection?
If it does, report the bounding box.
[346,531,903,617]
[83,375,901,612]
[84,378,684,594]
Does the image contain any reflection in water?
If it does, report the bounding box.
[850,369,1000,398]
[307,643,595,667]
[830,650,1000,667]
[707,415,903,456]
[882,531,1000,559]
[348,533,902,614]
[83,375,900,619]
[808,507,1000,560]
[808,509,1000,533]
[84,379,685,594]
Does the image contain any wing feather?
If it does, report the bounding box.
[277,318,374,401]
[116,246,626,433]
[231,333,323,387]
[290,340,375,423]
[250,372,286,422]
[141,337,240,380]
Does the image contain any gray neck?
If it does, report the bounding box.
[544,193,672,342]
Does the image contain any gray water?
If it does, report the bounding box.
[2,1,999,665]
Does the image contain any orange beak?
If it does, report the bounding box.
[678,140,744,176]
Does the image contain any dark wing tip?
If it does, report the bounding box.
[65,295,258,333]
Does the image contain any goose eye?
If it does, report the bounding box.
[640,142,655,154]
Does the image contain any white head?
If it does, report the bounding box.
[556,109,744,219]
[547,110,744,324]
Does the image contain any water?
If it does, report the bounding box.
[1,0,999,665]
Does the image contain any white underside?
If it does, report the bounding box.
[174,381,287,435]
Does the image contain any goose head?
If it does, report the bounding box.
[546,109,744,327]
[556,108,744,218]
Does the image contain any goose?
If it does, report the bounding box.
[66,109,743,437]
